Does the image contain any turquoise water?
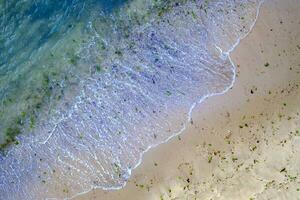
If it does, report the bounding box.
[0,0,128,147]
[0,0,263,199]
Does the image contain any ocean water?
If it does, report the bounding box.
[0,0,263,199]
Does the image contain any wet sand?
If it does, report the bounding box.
[74,0,300,199]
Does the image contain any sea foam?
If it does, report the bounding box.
[0,0,263,199]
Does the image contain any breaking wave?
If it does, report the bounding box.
[0,0,263,199]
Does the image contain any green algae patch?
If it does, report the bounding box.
[0,23,90,150]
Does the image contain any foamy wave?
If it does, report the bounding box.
[0,0,263,199]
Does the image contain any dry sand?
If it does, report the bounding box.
[74,0,300,199]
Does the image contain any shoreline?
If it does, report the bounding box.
[68,1,265,199]
[75,0,300,199]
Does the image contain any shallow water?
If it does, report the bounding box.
[0,0,263,199]
[0,0,127,145]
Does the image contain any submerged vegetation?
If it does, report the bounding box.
[0,23,89,150]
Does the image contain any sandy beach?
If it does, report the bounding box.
[73,0,300,199]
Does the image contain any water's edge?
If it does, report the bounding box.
[69,1,264,199]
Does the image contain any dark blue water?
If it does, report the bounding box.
[1,0,127,70]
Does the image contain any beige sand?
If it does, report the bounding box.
[74,0,300,199]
